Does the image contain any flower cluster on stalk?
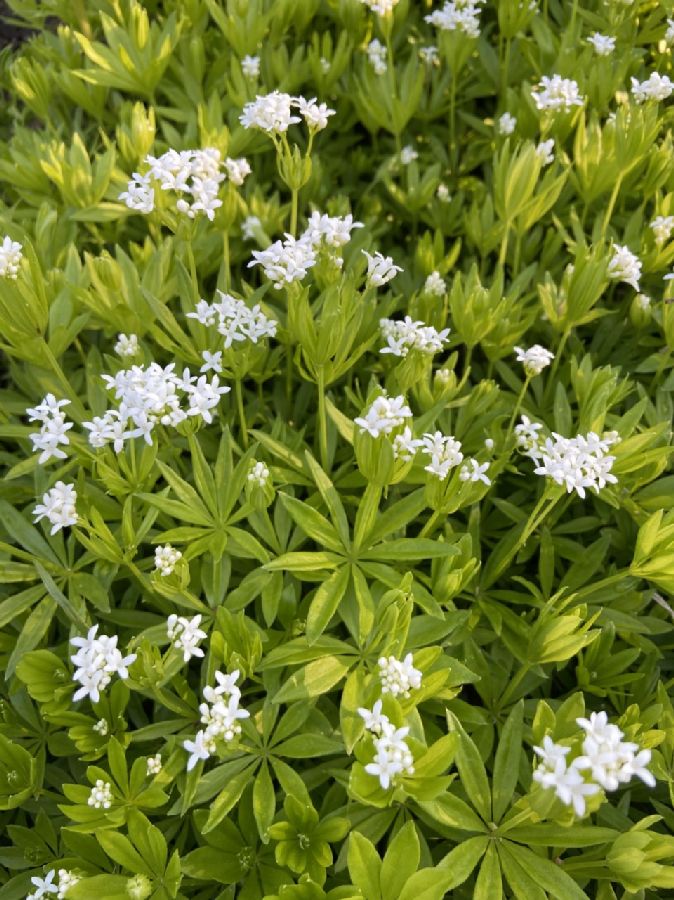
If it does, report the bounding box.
[70,625,137,703]
[183,670,250,771]
[27,394,73,464]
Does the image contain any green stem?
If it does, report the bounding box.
[499,221,510,267]
[544,327,570,404]
[449,75,457,163]
[285,343,294,413]
[223,231,231,292]
[317,368,329,471]
[502,37,511,93]
[420,509,442,539]
[601,172,623,239]
[499,663,530,709]
[235,378,248,448]
[506,375,531,441]
[290,188,298,238]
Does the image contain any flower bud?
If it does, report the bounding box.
[126,874,152,900]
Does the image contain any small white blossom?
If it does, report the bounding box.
[437,183,451,202]
[223,157,251,186]
[118,172,155,214]
[93,718,108,735]
[425,0,485,38]
[0,236,23,278]
[241,55,260,79]
[531,430,619,499]
[485,438,495,451]
[242,215,262,241]
[650,215,674,245]
[167,614,207,663]
[362,250,403,287]
[607,244,641,291]
[27,869,58,900]
[249,233,317,289]
[188,290,278,348]
[631,73,674,103]
[498,112,517,135]
[532,74,584,111]
[420,431,464,480]
[358,699,389,734]
[358,0,399,14]
[295,96,336,131]
[366,39,388,75]
[146,754,162,775]
[183,729,216,772]
[26,394,73,464]
[184,670,250,770]
[515,415,544,453]
[459,458,491,485]
[303,211,364,249]
[56,870,79,899]
[248,460,270,487]
[155,544,182,576]
[535,139,555,166]
[114,333,139,358]
[380,316,450,357]
[354,393,413,438]
[88,779,113,809]
[33,482,78,534]
[400,145,419,164]
[587,33,615,56]
[240,91,301,132]
[70,625,137,704]
[514,344,555,376]
[378,653,422,697]
[424,271,446,297]
[635,293,650,310]
[365,723,415,789]
[392,426,423,462]
[419,45,439,65]
[666,18,674,44]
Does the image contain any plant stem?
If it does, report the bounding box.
[290,188,298,238]
[544,327,570,404]
[499,663,530,709]
[601,173,623,239]
[235,378,248,448]
[505,375,531,441]
[317,368,329,470]
[223,231,231,292]
[499,221,510,266]
[420,509,442,539]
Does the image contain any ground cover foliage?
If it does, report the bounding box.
[1,0,674,897]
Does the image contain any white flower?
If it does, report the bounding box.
[354,393,413,438]
[514,344,555,376]
[88,779,113,809]
[167,614,207,662]
[56,869,79,899]
[635,293,650,310]
[33,482,78,534]
[93,718,108,735]
[378,653,422,697]
[0,235,23,278]
[485,438,494,451]
[515,415,544,454]
[27,869,58,899]
[189,290,278,348]
[607,244,641,290]
[146,753,162,775]
[533,735,571,787]
[550,763,601,817]
[302,211,364,249]
[631,73,674,103]
[70,625,137,703]
[224,156,251,186]
[200,350,223,374]
[358,0,399,15]
[532,431,619,498]
[248,460,270,487]
[459,458,491,485]
[241,54,260,78]
[380,316,450,357]
[667,18,674,44]
[498,112,517,135]
[424,271,446,297]
[420,431,464,480]
[535,139,555,166]
[239,91,301,133]
[114,333,139,358]
[587,33,615,56]
[419,45,439,65]
[650,214,674,245]
[366,39,388,75]
[242,215,262,241]
[425,0,485,38]
[155,544,182,576]
[392,426,423,462]
[249,233,317,289]
[532,75,584,111]
[358,699,389,734]
[320,56,331,73]
[362,250,403,287]
[295,96,336,131]
[183,729,216,772]
[574,711,656,791]
[26,394,73,464]
[400,144,419,164]
[436,183,451,202]
[365,722,415,789]
[119,172,155,214]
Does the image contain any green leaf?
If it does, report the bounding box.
[503,843,590,900]
[447,714,491,822]
[474,844,502,900]
[381,822,419,899]
[253,760,275,842]
[492,700,523,822]
[347,832,382,900]
[273,656,351,703]
[306,565,351,643]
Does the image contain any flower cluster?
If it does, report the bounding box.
[70,625,137,703]
[498,112,517,135]
[362,250,403,287]
[459,458,491,485]
[167,614,207,663]
[420,431,464,480]
[27,868,79,900]
[354,393,413,438]
[248,459,270,487]
[183,670,250,771]
[241,54,260,79]
[400,145,418,165]
[607,244,641,290]
[379,316,450,357]
[358,0,399,15]
[358,696,416,790]
[26,394,73,464]
[188,291,278,350]
[378,653,422,697]
[533,711,655,816]
[366,39,387,75]
[532,75,584,111]
[514,344,555,376]
[146,753,162,775]
[0,235,22,278]
[630,73,674,104]
[425,0,485,38]
[154,544,182,575]
[240,91,335,133]
[424,271,446,296]
[84,362,230,451]
[517,422,619,498]
[587,33,615,56]
[114,333,139,358]
[33,482,78,534]
[88,779,113,809]
[650,215,674,245]
[535,139,555,165]
[249,233,317,289]
[303,211,364,251]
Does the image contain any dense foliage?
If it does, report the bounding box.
[1,0,674,897]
